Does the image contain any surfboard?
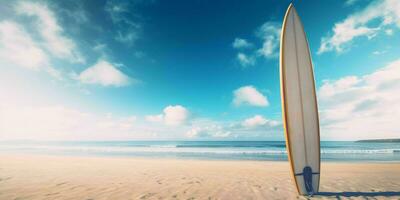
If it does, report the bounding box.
[279,3,321,196]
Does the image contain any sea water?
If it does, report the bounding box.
[0,141,399,162]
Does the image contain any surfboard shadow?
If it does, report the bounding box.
[317,191,400,197]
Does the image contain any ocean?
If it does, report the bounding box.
[0,141,399,162]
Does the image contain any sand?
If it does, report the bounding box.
[0,154,399,200]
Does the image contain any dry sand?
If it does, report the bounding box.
[0,154,399,200]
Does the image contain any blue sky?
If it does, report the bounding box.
[1,0,400,141]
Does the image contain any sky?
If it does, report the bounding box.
[0,0,400,141]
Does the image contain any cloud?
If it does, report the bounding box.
[164,105,190,126]
[372,50,386,55]
[237,53,255,67]
[385,29,393,35]
[93,43,107,53]
[115,31,138,44]
[232,38,253,49]
[0,84,188,140]
[186,125,231,138]
[146,105,189,126]
[318,0,400,54]
[242,115,279,128]
[58,1,89,25]
[256,22,281,58]
[105,0,141,44]
[0,105,138,140]
[318,58,400,140]
[78,60,132,87]
[345,0,362,6]
[15,1,85,63]
[145,114,163,123]
[185,116,281,139]
[0,102,282,140]
[232,21,280,67]
[233,85,269,107]
[0,21,49,70]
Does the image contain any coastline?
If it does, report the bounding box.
[1,140,399,162]
[1,154,399,199]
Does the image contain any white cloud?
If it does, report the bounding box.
[186,125,231,138]
[78,60,132,87]
[242,115,279,128]
[256,22,281,58]
[232,21,280,66]
[185,116,281,139]
[0,105,138,140]
[318,0,400,54]
[145,114,163,123]
[146,105,189,126]
[232,38,253,49]
[232,21,281,67]
[0,101,282,140]
[164,105,189,126]
[0,20,49,70]
[237,53,255,67]
[318,58,400,140]
[233,85,269,107]
[319,76,361,99]
[15,1,84,63]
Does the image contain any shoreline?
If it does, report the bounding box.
[1,154,400,199]
[1,151,399,163]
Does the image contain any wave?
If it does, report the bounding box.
[322,149,400,154]
[1,145,399,155]
[175,144,286,148]
[0,145,287,154]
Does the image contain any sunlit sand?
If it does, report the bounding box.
[1,154,399,199]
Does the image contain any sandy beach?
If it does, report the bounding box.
[0,154,399,200]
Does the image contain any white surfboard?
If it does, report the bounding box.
[280,4,321,195]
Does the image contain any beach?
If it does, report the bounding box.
[0,154,399,200]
